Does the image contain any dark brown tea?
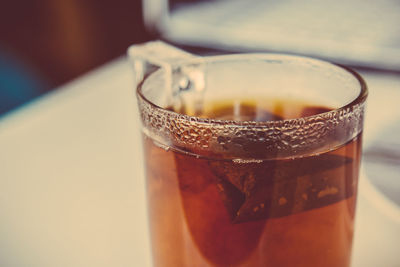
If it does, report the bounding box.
[143,99,362,267]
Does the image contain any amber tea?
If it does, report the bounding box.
[144,100,362,267]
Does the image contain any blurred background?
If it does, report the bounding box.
[0,0,150,115]
[2,0,399,116]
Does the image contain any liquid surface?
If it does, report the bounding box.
[200,98,330,121]
[143,100,362,267]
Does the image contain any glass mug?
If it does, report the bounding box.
[129,41,367,267]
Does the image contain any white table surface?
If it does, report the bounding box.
[0,57,399,267]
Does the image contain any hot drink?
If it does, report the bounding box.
[143,99,362,267]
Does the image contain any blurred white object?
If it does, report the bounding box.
[0,59,150,267]
[144,0,400,70]
[0,58,399,266]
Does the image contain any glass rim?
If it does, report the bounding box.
[136,53,368,128]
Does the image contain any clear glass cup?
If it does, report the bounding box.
[129,41,367,267]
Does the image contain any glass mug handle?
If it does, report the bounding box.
[128,41,206,114]
[128,41,195,88]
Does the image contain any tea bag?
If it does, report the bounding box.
[210,153,354,223]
